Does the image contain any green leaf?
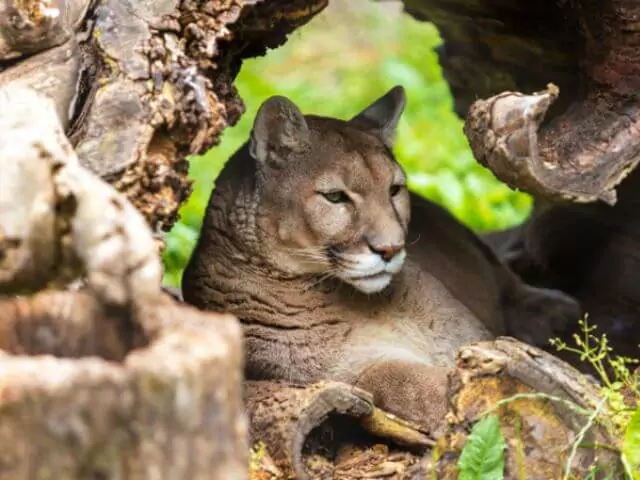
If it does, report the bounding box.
[457,415,505,480]
[623,408,640,480]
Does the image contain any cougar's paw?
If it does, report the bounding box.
[504,284,582,347]
[354,360,450,437]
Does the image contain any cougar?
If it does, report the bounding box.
[182,85,581,434]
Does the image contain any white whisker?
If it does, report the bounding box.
[302,270,337,291]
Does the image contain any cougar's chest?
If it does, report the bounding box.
[242,321,351,383]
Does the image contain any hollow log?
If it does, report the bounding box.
[245,339,622,480]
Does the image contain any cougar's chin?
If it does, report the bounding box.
[342,272,394,294]
[333,249,406,294]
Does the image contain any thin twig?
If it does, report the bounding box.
[563,396,608,480]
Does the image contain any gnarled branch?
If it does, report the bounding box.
[406,0,640,204]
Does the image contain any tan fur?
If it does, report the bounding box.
[182,86,581,433]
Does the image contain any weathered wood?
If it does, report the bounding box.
[0,290,247,479]
[0,0,91,60]
[417,339,622,479]
[405,0,640,205]
[0,71,247,479]
[0,84,161,303]
[245,380,431,479]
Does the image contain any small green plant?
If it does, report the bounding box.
[582,466,617,480]
[550,316,639,435]
[457,414,505,480]
[551,316,640,480]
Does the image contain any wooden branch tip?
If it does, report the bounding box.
[0,0,76,59]
[464,82,640,205]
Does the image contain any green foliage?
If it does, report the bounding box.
[551,317,639,479]
[550,316,640,436]
[623,408,640,479]
[457,414,506,480]
[162,0,532,285]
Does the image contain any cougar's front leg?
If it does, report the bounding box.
[480,243,583,347]
[352,359,450,437]
[408,192,582,346]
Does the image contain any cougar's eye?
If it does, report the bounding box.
[322,191,350,204]
[390,184,403,197]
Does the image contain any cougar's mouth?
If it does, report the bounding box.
[331,249,406,294]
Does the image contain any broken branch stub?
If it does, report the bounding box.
[464,84,564,200]
[464,84,640,205]
[0,83,161,306]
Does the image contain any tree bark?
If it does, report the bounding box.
[0,74,248,478]
[0,0,328,236]
[0,290,247,479]
[404,0,640,205]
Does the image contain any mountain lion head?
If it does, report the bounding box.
[247,85,410,294]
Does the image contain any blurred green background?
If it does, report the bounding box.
[162,0,532,286]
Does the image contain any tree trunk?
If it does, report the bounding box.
[0,78,248,477]
[0,290,247,479]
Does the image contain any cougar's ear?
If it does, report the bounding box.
[349,85,406,148]
[249,95,310,169]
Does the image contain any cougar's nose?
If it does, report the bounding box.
[369,242,404,262]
